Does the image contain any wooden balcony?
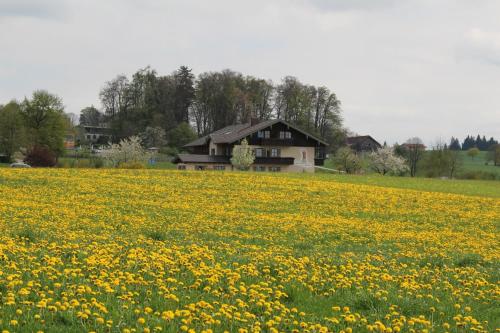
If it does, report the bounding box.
[257,138,295,146]
[254,157,295,165]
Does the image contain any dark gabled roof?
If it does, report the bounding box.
[173,154,231,164]
[183,136,209,147]
[184,123,249,147]
[346,135,382,147]
[184,119,328,147]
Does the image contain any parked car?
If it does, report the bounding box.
[10,162,31,168]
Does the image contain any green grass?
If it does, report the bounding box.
[288,172,500,198]
[459,150,500,175]
[0,163,9,168]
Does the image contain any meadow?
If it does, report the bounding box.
[0,169,498,333]
[458,151,500,178]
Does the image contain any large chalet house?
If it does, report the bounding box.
[174,119,328,172]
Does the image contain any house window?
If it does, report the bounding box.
[254,166,266,172]
[195,165,205,171]
[280,131,292,139]
[177,165,186,170]
[259,130,270,139]
[269,166,281,172]
[213,165,225,170]
[255,148,264,157]
[211,148,215,156]
[302,151,307,162]
[270,148,281,157]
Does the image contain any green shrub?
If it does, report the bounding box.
[25,146,57,167]
[458,170,498,180]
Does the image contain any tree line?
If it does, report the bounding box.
[89,66,345,149]
[459,135,498,151]
[1,65,345,165]
[449,135,498,151]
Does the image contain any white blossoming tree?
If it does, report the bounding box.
[369,147,409,175]
[230,138,255,170]
[102,136,148,167]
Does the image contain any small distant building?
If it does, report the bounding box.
[346,135,382,153]
[401,143,426,150]
[79,125,112,145]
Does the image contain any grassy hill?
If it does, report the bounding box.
[306,173,500,198]
[458,150,499,175]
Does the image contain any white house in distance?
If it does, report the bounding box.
[174,118,328,172]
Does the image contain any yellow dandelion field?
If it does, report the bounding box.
[0,169,498,333]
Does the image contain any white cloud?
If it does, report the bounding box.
[0,0,499,144]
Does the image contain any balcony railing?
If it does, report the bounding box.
[254,157,295,165]
[257,138,295,146]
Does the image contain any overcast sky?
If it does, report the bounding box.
[1,0,499,145]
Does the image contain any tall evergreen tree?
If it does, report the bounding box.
[449,137,461,150]
[173,66,195,124]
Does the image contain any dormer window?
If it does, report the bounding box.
[257,130,270,139]
[279,131,292,139]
